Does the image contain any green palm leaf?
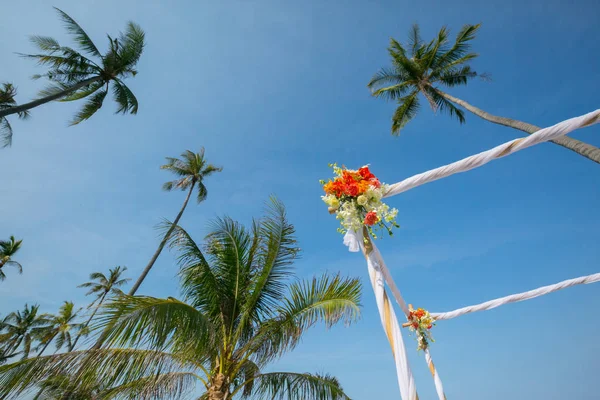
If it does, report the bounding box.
[53,7,101,57]
[391,91,420,134]
[69,89,107,125]
[242,372,351,400]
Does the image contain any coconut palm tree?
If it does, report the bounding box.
[368,23,600,164]
[0,83,30,147]
[0,8,145,133]
[0,304,49,361]
[129,148,222,295]
[36,302,85,357]
[0,198,361,400]
[0,236,24,282]
[70,266,130,351]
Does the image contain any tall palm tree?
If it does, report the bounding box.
[36,302,85,357]
[129,148,222,295]
[0,236,24,282]
[70,266,130,351]
[0,304,49,361]
[0,198,362,400]
[368,23,600,164]
[0,83,30,147]
[0,8,145,137]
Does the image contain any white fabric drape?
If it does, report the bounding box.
[347,230,418,400]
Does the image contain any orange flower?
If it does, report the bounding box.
[414,309,425,318]
[342,170,359,184]
[364,211,378,226]
[358,180,371,194]
[323,179,345,197]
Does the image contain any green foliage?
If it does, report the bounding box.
[1,7,145,146]
[0,199,361,399]
[368,23,482,134]
[0,304,49,362]
[37,302,85,355]
[0,84,29,147]
[0,236,24,281]
[161,148,223,203]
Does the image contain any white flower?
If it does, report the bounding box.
[356,195,367,206]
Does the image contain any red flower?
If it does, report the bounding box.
[345,183,360,197]
[358,166,375,180]
[414,309,425,318]
[364,211,378,226]
[412,322,419,329]
[427,325,432,330]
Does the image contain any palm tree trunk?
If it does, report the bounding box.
[207,374,230,400]
[437,90,600,164]
[69,292,108,352]
[0,76,103,119]
[35,333,57,358]
[128,181,196,295]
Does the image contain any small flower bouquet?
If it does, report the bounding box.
[320,163,399,237]
[406,307,435,351]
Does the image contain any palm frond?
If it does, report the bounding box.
[240,372,350,400]
[1,117,14,148]
[196,182,208,203]
[236,273,361,365]
[240,197,299,324]
[426,87,466,123]
[98,371,200,400]
[434,23,480,69]
[408,24,422,58]
[53,8,101,57]
[390,91,420,135]
[5,262,23,275]
[29,36,61,53]
[435,65,478,87]
[115,22,145,70]
[59,80,103,102]
[0,348,190,399]
[95,295,213,357]
[69,89,107,125]
[112,79,138,114]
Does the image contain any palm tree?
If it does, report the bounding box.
[70,266,130,351]
[0,236,24,282]
[0,304,49,361]
[368,23,600,164]
[0,198,362,400]
[36,302,85,357]
[0,8,145,130]
[129,148,222,295]
[0,83,30,147]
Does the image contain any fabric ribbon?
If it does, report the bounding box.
[343,229,361,252]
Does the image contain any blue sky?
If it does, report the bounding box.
[1,0,600,399]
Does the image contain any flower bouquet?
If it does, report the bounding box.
[406,307,435,351]
[320,163,399,238]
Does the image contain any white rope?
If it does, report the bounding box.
[432,272,600,321]
[384,109,600,198]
